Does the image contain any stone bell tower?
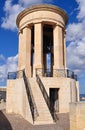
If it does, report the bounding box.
[16,4,68,77]
[6,4,80,125]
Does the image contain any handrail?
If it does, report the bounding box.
[23,70,39,122]
[36,74,58,122]
[36,74,50,109]
[8,69,39,122]
[36,74,57,121]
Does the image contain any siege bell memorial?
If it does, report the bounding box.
[6,4,80,125]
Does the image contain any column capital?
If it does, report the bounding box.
[18,25,29,34]
[64,30,66,35]
[53,23,65,30]
[19,25,32,33]
[18,29,23,35]
[23,25,31,30]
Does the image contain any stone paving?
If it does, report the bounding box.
[0,103,70,130]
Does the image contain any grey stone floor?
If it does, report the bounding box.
[0,103,70,130]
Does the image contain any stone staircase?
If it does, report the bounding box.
[28,78,53,124]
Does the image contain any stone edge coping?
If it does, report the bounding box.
[16,4,68,27]
[70,101,85,105]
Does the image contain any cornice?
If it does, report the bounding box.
[16,4,68,28]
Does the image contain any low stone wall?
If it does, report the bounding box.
[6,78,33,124]
[70,102,85,130]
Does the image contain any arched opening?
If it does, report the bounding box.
[43,24,53,76]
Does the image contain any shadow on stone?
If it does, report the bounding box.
[0,110,12,130]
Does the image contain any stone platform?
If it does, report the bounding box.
[0,103,69,130]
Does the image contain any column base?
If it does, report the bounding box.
[33,65,43,77]
[53,66,65,77]
[53,66,58,77]
[25,66,31,77]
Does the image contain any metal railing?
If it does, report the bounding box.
[36,74,50,109]
[36,68,77,81]
[23,70,39,122]
[67,69,77,80]
[8,69,39,122]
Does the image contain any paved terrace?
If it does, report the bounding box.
[0,103,70,130]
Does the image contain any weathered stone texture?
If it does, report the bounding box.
[70,102,85,130]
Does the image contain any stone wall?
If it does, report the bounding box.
[41,77,79,113]
[70,102,85,130]
[6,78,33,124]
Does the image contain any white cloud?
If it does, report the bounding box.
[1,0,24,30]
[19,0,43,7]
[0,65,7,82]
[0,54,5,61]
[1,0,53,30]
[7,54,18,72]
[0,54,18,84]
[66,21,85,41]
[67,40,85,68]
[66,0,85,77]
[76,0,85,20]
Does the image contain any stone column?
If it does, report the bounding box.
[53,25,59,70]
[25,26,31,77]
[33,22,43,77]
[18,29,26,70]
[53,24,64,77]
[18,26,31,77]
[64,31,66,68]
[53,25,64,70]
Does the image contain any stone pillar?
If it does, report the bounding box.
[25,26,31,77]
[53,25,64,69]
[33,22,43,77]
[59,26,64,69]
[64,30,66,68]
[18,29,26,70]
[53,25,59,70]
[53,25,64,76]
[18,27,31,77]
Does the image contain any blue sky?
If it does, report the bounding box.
[0,0,85,94]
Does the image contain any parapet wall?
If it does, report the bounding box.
[41,77,79,113]
[70,102,85,130]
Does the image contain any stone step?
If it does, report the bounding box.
[34,120,54,125]
[28,78,53,123]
